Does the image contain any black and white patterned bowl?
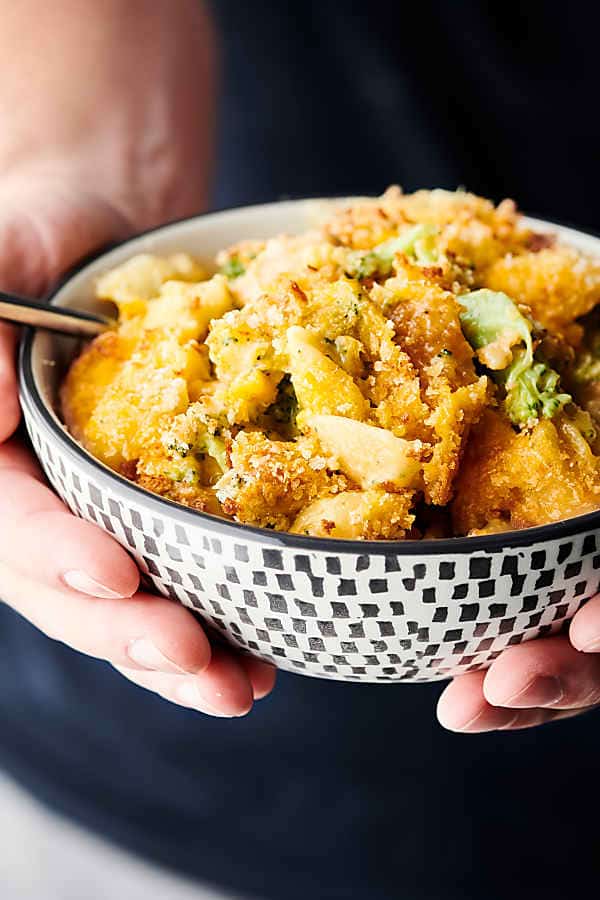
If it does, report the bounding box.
[18,199,600,683]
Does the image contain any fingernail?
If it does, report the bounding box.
[127,638,191,675]
[176,681,234,717]
[62,570,123,600]
[580,638,600,652]
[502,675,564,708]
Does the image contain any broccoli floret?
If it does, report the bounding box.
[458,289,571,427]
[504,357,571,427]
[266,374,298,425]
[346,251,380,280]
[573,322,600,384]
[458,289,533,371]
[220,255,246,279]
[164,439,191,458]
[346,224,439,280]
[573,354,600,384]
[164,426,228,472]
[568,407,598,443]
[406,224,439,266]
[165,461,199,484]
[198,433,228,472]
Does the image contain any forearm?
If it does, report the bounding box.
[0,0,216,228]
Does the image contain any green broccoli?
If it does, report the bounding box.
[573,324,600,384]
[503,356,571,427]
[220,255,246,279]
[346,223,439,280]
[165,439,191,458]
[457,289,571,428]
[266,374,298,425]
[198,433,228,472]
[573,354,600,384]
[458,289,533,372]
[164,426,228,472]
[165,461,199,484]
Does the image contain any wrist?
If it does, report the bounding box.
[0,0,216,234]
[0,170,130,295]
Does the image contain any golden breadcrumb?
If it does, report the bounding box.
[484,246,600,334]
[452,409,600,533]
[61,188,600,539]
[216,432,349,531]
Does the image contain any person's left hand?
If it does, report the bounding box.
[437,595,600,732]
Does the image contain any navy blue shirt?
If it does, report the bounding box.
[2,3,600,898]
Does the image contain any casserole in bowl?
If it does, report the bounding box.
[19,197,600,682]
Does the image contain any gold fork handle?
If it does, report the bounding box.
[0,291,111,337]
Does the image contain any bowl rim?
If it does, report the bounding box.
[18,198,600,556]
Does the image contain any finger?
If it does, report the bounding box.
[570,593,600,653]
[437,672,599,733]
[114,666,234,717]
[483,636,600,710]
[497,704,600,730]
[0,324,20,441]
[3,561,212,676]
[437,671,522,732]
[0,437,44,480]
[184,644,254,714]
[238,654,277,700]
[0,438,139,598]
[114,644,254,718]
[0,441,269,709]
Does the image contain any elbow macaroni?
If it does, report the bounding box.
[61,188,600,539]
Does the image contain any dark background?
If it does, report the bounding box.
[1,3,599,899]
[213,0,600,234]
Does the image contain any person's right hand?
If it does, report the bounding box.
[0,0,276,717]
[0,176,276,718]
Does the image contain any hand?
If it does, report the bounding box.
[0,178,275,717]
[0,0,275,716]
[0,0,276,716]
[437,598,600,732]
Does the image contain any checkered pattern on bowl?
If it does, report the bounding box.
[18,200,600,683]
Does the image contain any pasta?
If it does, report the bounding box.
[61,188,600,539]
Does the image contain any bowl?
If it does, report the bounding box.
[18,198,600,683]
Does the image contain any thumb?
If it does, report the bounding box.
[0,171,131,296]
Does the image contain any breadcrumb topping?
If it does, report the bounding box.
[61,188,600,539]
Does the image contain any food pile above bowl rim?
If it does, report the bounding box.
[60,188,600,541]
